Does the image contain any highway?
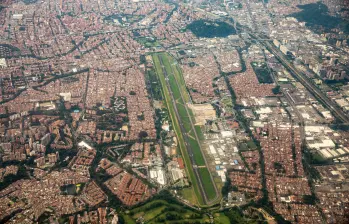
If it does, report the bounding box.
[240,0,349,123]
[252,34,349,123]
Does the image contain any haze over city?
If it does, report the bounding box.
[0,0,349,223]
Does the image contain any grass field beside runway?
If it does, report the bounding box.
[158,53,206,167]
[198,167,216,201]
[152,54,204,205]
[152,52,217,204]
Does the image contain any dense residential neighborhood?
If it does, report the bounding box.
[0,0,349,223]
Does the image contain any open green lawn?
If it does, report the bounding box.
[128,199,213,224]
[131,204,167,221]
[176,103,192,132]
[214,213,231,224]
[195,125,205,141]
[143,206,166,221]
[222,97,233,107]
[136,37,160,48]
[126,198,258,224]
[239,142,249,151]
[122,214,137,224]
[213,176,224,195]
[125,198,230,223]
[131,200,167,213]
[198,168,217,201]
[188,137,205,166]
[161,53,191,103]
[246,140,257,149]
[168,75,182,101]
[178,187,198,205]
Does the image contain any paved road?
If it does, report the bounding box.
[242,0,349,124]
[254,34,349,123]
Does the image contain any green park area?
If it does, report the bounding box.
[118,194,263,224]
[121,199,230,224]
[198,168,217,201]
[251,62,273,84]
[152,53,217,204]
[186,19,236,38]
[136,37,160,48]
[195,125,205,141]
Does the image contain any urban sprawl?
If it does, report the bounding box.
[0,0,349,223]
